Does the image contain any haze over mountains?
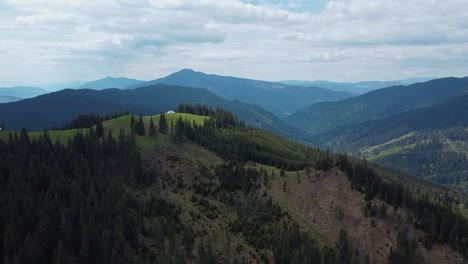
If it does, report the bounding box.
[0,86,49,99]
[0,69,354,118]
[280,77,434,94]
[81,76,145,90]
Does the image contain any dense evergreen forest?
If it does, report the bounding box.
[0,128,150,263]
[1,105,467,263]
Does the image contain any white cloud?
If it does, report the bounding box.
[0,0,468,86]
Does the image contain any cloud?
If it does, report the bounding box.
[0,0,467,85]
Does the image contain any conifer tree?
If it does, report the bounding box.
[130,114,135,128]
[133,114,145,136]
[96,120,104,138]
[159,113,168,134]
[149,117,156,137]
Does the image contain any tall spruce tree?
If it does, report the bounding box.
[149,117,156,137]
[130,114,135,128]
[159,113,168,134]
[96,120,104,138]
[133,114,145,136]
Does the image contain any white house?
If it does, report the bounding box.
[167,110,176,114]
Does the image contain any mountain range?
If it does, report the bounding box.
[279,77,468,191]
[285,77,468,135]
[0,86,49,99]
[2,71,468,191]
[0,70,355,118]
[81,76,145,89]
[0,95,21,103]
[129,69,353,117]
[280,77,434,94]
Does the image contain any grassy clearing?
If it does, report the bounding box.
[0,113,210,152]
[103,113,209,151]
[0,128,86,143]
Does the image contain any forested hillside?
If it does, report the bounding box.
[1,105,467,263]
[314,94,468,192]
[286,77,468,135]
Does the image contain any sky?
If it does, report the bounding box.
[1,0,468,86]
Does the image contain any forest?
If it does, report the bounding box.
[0,105,467,263]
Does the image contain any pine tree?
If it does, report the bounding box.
[336,229,352,264]
[133,114,145,136]
[149,117,156,137]
[130,114,135,128]
[182,226,195,261]
[96,120,104,138]
[159,113,168,134]
[197,240,207,263]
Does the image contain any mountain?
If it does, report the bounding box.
[286,76,468,135]
[129,69,353,117]
[0,84,309,141]
[1,109,466,263]
[314,94,468,191]
[0,86,49,98]
[280,77,434,94]
[38,80,87,91]
[0,95,21,103]
[81,76,145,89]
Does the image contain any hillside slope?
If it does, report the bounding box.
[286,77,468,135]
[130,69,352,117]
[1,109,466,263]
[314,94,468,191]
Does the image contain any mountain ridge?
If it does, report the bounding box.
[280,77,434,94]
[81,76,145,89]
[128,69,353,117]
[0,86,49,99]
[311,93,468,191]
[285,76,468,135]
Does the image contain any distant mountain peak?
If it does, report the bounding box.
[81,76,144,90]
[171,68,203,76]
[100,76,131,81]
